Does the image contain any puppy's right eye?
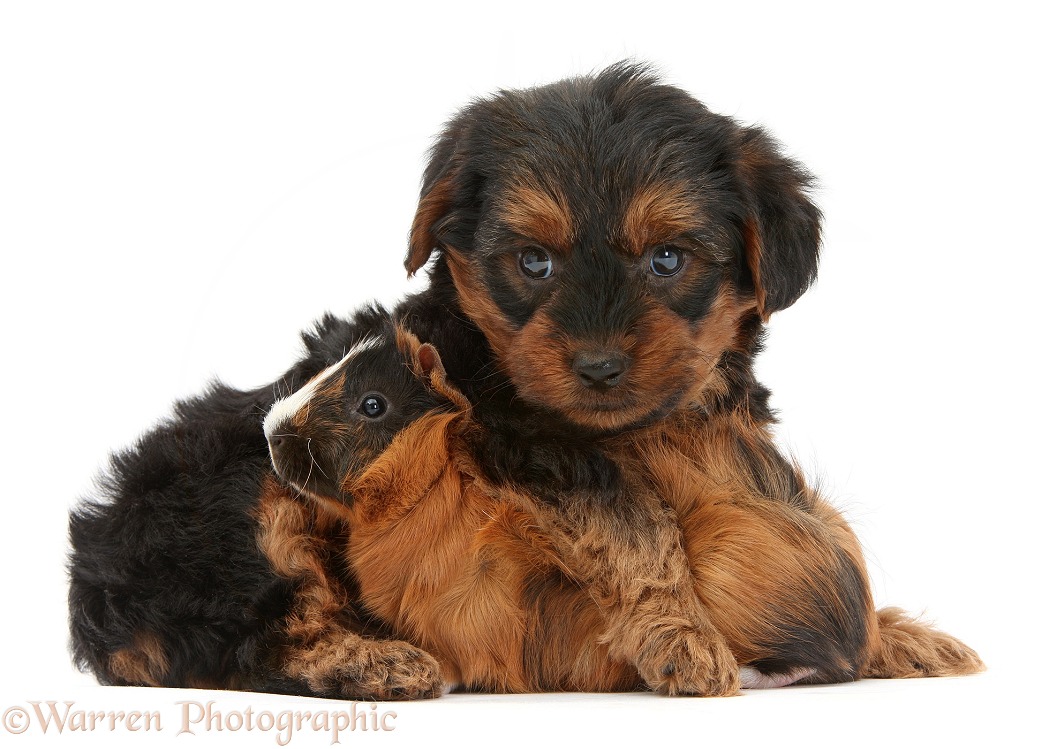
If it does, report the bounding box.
[519,248,553,279]
[649,245,684,276]
[358,395,388,419]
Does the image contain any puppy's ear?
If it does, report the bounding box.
[737,126,822,320]
[406,153,457,275]
[406,114,481,276]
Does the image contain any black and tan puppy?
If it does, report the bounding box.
[395,62,982,692]
[67,306,444,699]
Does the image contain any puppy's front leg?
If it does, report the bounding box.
[531,488,740,696]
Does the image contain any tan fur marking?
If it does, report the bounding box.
[107,631,169,686]
[496,181,573,252]
[682,289,756,407]
[622,181,697,256]
[290,371,345,431]
[446,248,517,367]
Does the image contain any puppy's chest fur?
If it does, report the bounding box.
[341,429,638,693]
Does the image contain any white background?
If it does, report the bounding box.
[1,1,1045,746]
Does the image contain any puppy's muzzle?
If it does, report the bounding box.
[573,351,629,390]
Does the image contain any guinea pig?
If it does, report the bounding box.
[68,305,444,699]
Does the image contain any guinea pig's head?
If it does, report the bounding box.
[264,317,465,506]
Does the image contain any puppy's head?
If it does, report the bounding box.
[264,316,466,506]
[408,63,821,432]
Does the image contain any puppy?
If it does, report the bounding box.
[67,305,443,699]
[394,62,983,692]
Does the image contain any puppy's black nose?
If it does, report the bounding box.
[573,352,628,389]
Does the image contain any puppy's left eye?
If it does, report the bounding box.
[358,395,388,419]
[519,248,553,279]
[650,245,683,276]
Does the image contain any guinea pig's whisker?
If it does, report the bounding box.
[277,379,292,399]
[474,360,504,378]
[304,438,331,482]
[300,439,315,489]
[483,379,512,396]
[296,437,331,487]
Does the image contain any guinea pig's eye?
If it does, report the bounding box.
[358,394,388,419]
[519,248,553,279]
[649,245,683,277]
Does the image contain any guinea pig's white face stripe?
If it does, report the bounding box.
[263,335,384,438]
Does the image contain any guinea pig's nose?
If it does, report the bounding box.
[573,352,629,389]
[266,422,296,453]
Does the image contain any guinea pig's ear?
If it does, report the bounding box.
[736,126,822,321]
[416,343,445,380]
[417,343,471,411]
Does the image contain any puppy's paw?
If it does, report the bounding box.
[637,626,740,697]
[296,636,445,701]
[864,607,985,679]
[344,639,445,701]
